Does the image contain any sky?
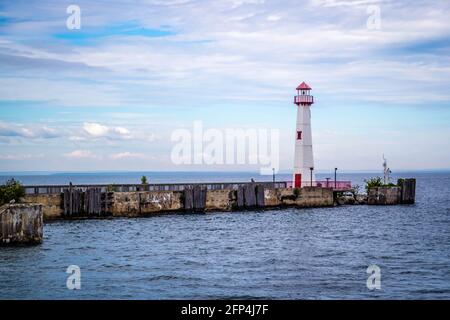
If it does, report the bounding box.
[0,0,449,173]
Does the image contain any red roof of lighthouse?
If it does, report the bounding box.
[296,82,311,90]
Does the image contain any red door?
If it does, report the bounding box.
[294,174,302,188]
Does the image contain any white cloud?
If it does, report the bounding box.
[229,0,265,9]
[82,122,133,139]
[64,150,99,159]
[0,122,60,139]
[267,15,281,22]
[0,154,44,160]
[0,0,449,171]
[113,127,131,136]
[310,0,378,7]
[1,0,449,107]
[110,152,151,160]
[83,122,109,137]
[69,136,87,141]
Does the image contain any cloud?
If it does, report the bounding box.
[82,122,132,139]
[63,150,154,160]
[83,122,109,137]
[0,122,60,139]
[0,154,44,160]
[1,0,449,107]
[229,0,265,9]
[311,0,378,7]
[267,15,282,22]
[64,150,99,159]
[113,127,130,136]
[110,152,151,160]
[69,136,87,142]
[0,0,449,172]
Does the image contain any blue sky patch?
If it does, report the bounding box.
[53,21,176,45]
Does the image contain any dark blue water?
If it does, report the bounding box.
[1,171,449,299]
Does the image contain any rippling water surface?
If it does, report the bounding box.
[1,172,449,299]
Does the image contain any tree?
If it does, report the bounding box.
[0,179,25,205]
[141,176,148,185]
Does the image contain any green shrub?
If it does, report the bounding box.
[364,177,383,193]
[293,187,300,198]
[364,177,398,193]
[0,179,25,205]
[279,188,300,202]
[385,183,396,187]
[141,175,148,185]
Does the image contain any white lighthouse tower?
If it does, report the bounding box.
[293,82,315,188]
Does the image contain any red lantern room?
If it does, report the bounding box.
[294,82,314,106]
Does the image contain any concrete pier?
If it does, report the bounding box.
[368,186,401,205]
[367,178,416,205]
[398,178,416,204]
[19,178,416,220]
[0,204,43,245]
[22,185,334,220]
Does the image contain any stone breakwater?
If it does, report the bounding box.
[0,179,415,245]
[337,178,416,206]
[0,203,43,245]
[22,186,334,220]
[19,179,416,221]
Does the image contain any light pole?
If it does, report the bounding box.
[334,167,338,189]
[272,168,275,186]
[326,177,330,188]
[310,167,314,187]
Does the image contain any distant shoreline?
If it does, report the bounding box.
[1,169,449,176]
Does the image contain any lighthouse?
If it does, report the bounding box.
[293,82,315,188]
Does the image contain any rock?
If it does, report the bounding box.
[355,195,368,205]
[337,195,355,205]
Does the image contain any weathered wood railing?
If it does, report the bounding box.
[24,181,289,195]
[63,186,103,217]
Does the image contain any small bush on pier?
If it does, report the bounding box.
[293,188,300,199]
[364,177,382,193]
[0,179,25,205]
[141,176,148,185]
[281,188,300,201]
[106,184,117,192]
[364,177,397,193]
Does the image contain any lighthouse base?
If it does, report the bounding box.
[294,174,301,188]
[293,171,316,188]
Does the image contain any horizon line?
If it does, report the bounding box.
[1,168,449,175]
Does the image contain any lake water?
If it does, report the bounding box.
[0,171,449,299]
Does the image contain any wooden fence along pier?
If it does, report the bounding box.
[183,185,207,212]
[238,184,265,208]
[63,183,103,217]
[48,181,288,217]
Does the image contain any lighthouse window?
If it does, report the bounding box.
[297,131,302,140]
